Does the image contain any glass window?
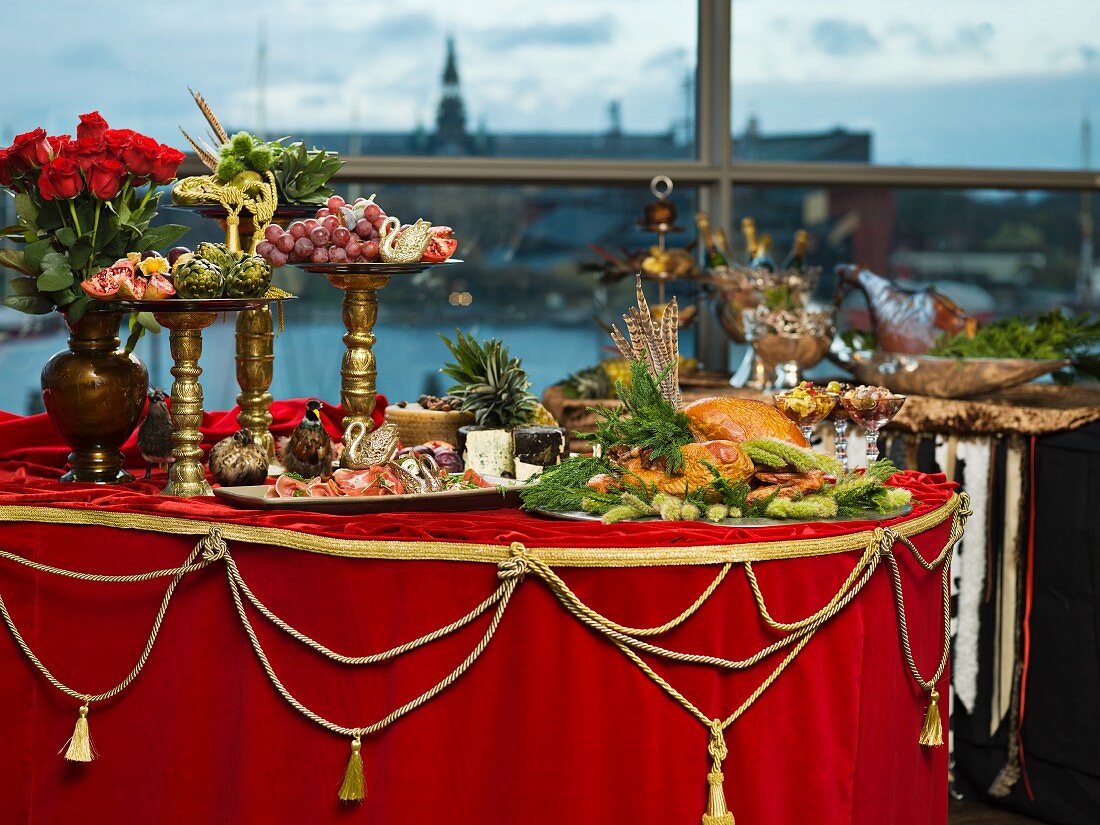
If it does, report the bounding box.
[0,184,699,414]
[1,1,697,160]
[731,1,1100,168]
[730,185,1094,320]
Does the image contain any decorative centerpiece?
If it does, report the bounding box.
[745,306,836,390]
[173,91,345,458]
[522,279,911,524]
[0,112,187,482]
[264,195,460,436]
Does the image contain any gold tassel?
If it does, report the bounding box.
[63,704,95,762]
[919,689,944,747]
[338,736,365,803]
[702,722,735,824]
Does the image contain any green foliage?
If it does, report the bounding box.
[591,359,694,473]
[518,455,611,512]
[440,329,538,429]
[766,494,839,519]
[930,309,1100,383]
[215,156,245,182]
[740,437,844,476]
[273,141,344,205]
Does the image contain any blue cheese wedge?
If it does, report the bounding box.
[464,428,515,478]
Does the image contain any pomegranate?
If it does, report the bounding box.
[421,226,458,263]
[116,274,148,300]
[80,267,125,300]
[144,273,176,300]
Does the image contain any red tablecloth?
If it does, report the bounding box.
[0,407,957,825]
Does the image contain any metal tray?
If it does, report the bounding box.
[297,259,462,276]
[530,504,911,527]
[213,476,526,514]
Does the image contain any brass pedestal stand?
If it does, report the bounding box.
[235,307,275,459]
[322,271,391,432]
[155,311,218,497]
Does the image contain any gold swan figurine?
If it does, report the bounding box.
[341,421,399,469]
[379,216,433,264]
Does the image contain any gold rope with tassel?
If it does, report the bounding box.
[62,702,95,762]
[338,734,366,803]
[919,689,943,747]
[702,720,735,824]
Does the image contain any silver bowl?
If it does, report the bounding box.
[847,352,1069,398]
[709,267,820,343]
[747,307,836,390]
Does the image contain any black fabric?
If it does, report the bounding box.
[947,423,1100,825]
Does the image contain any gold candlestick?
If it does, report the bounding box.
[235,307,275,459]
[322,272,391,432]
[155,311,218,497]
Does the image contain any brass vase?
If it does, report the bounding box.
[41,310,149,483]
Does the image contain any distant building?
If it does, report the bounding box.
[294,38,872,164]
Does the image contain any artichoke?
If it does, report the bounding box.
[224,254,272,298]
[174,256,225,299]
[194,242,234,271]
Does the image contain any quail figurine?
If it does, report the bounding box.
[137,388,174,479]
[209,428,269,487]
[278,399,335,479]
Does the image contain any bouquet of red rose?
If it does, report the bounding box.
[0,111,188,318]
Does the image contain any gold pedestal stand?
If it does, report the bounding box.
[155,311,218,497]
[235,307,275,459]
[322,272,391,432]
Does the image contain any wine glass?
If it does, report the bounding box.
[839,387,907,465]
[826,381,852,473]
[772,388,838,445]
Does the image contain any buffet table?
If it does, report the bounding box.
[0,405,965,825]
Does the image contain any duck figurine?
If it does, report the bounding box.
[277,399,335,479]
[209,428,269,487]
[137,388,174,479]
[379,217,433,264]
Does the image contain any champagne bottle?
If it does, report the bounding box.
[750,233,776,272]
[740,217,759,264]
[782,229,809,271]
[695,212,729,269]
[713,227,735,264]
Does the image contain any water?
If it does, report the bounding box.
[0,316,618,415]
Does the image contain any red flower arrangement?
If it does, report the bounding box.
[0,112,188,317]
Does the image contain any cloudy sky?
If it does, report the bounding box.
[1,0,1097,169]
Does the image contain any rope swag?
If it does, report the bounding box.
[0,495,968,821]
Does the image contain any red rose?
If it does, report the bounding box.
[10,128,51,169]
[0,150,15,187]
[121,134,159,177]
[87,157,125,200]
[149,145,186,184]
[38,157,84,200]
[69,137,107,173]
[76,111,109,142]
[47,134,72,158]
[103,128,135,156]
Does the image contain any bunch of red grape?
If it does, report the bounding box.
[257,195,389,267]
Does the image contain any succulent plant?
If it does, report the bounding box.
[272,142,343,205]
[559,364,613,400]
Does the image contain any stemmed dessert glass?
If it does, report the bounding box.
[839,387,907,465]
[772,386,838,445]
[826,381,852,472]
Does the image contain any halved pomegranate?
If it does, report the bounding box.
[144,273,176,300]
[80,267,126,300]
[421,226,458,262]
[116,274,148,300]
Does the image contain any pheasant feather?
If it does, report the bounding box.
[189,87,229,144]
[609,276,682,409]
[178,128,219,172]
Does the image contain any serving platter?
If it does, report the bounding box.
[530,504,912,527]
[168,202,320,221]
[847,352,1068,399]
[117,294,296,313]
[297,259,462,276]
[213,475,527,514]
